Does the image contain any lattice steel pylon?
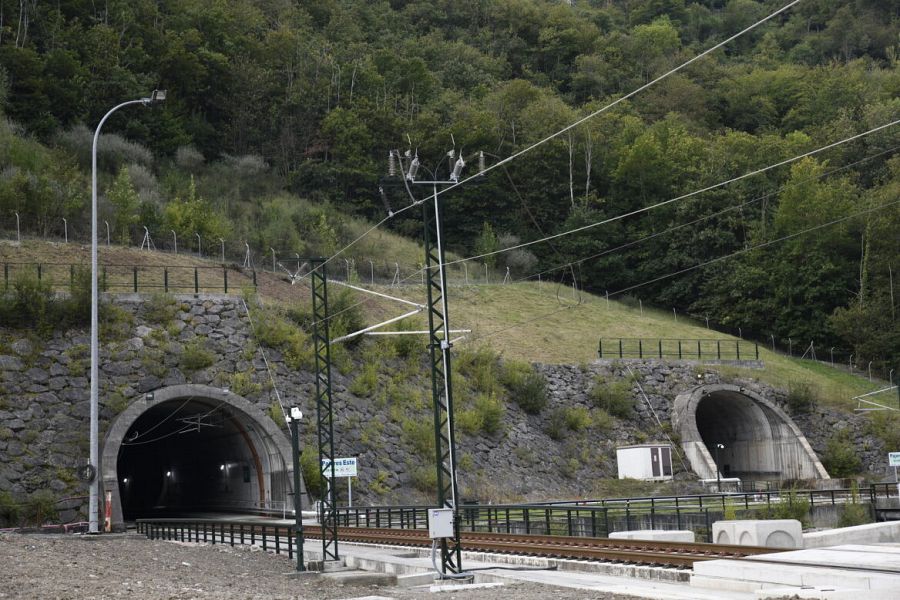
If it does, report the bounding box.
[423,185,462,574]
[310,260,339,562]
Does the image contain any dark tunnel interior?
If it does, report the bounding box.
[117,398,260,519]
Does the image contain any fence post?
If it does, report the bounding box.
[658,340,662,358]
[3,263,7,291]
[619,339,623,358]
[133,266,138,292]
[70,265,74,285]
[598,340,602,358]
[717,340,721,360]
[164,268,168,293]
[37,264,42,281]
[697,340,701,358]
[755,343,759,360]
[678,340,682,359]
[638,339,643,358]
[253,270,257,287]
[224,267,228,294]
[194,267,199,294]
[736,341,740,360]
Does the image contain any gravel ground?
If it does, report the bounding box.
[0,533,646,600]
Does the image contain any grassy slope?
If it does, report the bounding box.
[1,239,888,412]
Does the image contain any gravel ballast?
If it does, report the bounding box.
[0,533,646,599]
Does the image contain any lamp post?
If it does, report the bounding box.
[90,89,166,535]
[715,443,725,493]
[285,406,306,572]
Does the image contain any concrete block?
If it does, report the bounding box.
[803,520,900,548]
[321,571,397,586]
[713,519,802,548]
[609,530,695,542]
[396,572,439,588]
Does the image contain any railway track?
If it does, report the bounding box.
[137,519,783,569]
[308,526,782,568]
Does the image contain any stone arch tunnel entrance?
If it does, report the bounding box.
[101,384,303,531]
[673,384,828,483]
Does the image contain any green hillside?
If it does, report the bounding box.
[1,238,889,414]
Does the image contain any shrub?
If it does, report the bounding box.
[23,490,58,525]
[474,393,505,435]
[253,307,314,370]
[822,433,862,477]
[401,418,434,457]
[765,488,810,526]
[500,360,546,414]
[145,293,177,325]
[0,491,19,526]
[349,362,378,397]
[786,382,817,414]
[838,484,871,527]
[411,465,437,493]
[591,377,635,418]
[368,471,390,496]
[300,447,321,499]
[230,371,261,397]
[564,406,592,432]
[545,407,568,440]
[181,338,215,372]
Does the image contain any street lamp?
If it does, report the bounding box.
[285,406,306,572]
[89,89,166,534]
[715,443,725,493]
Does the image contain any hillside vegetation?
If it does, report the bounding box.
[0,0,897,373]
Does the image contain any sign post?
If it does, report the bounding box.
[322,457,358,507]
[889,452,900,504]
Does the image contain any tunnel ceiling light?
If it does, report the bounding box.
[123,477,129,484]
[220,464,226,471]
[166,470,172,477]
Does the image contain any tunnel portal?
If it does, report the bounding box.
[101,384,300,529]
[673,384,828,483]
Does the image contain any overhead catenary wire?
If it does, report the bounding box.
[311,0,805,273]
[518,143,900,283]
[447,118,900,268]
[460,198,900,347]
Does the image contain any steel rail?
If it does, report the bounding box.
[137,519,784,569]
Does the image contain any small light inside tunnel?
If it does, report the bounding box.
[166,471,172,477]
[123,478,129,484]
[220,464,225,471]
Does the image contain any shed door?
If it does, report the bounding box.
[661,447,672,476]
[651,447,660,477]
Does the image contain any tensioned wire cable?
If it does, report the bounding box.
[120,401,228,446]
[446,118,900,268]
[459,197,900,346]
[516,144,900,283]
[311,0,805,273]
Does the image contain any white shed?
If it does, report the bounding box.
[616,444,674,480]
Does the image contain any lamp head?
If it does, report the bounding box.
[450,154,465,182]
[289,406,303,421]
[150,89,166,103]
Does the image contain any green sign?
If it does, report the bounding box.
[889,452,900,467]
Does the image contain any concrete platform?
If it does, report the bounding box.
[804,520,900,548]
[692,544,900,600]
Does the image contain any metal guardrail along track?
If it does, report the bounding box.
[137,519,781,569]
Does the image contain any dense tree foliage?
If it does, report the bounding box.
[0,0,898,367]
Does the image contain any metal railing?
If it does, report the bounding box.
[137,518,300,559]
[598,338,759,361]
[1,262,257,294]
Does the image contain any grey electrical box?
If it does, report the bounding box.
[428,508,454,538]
